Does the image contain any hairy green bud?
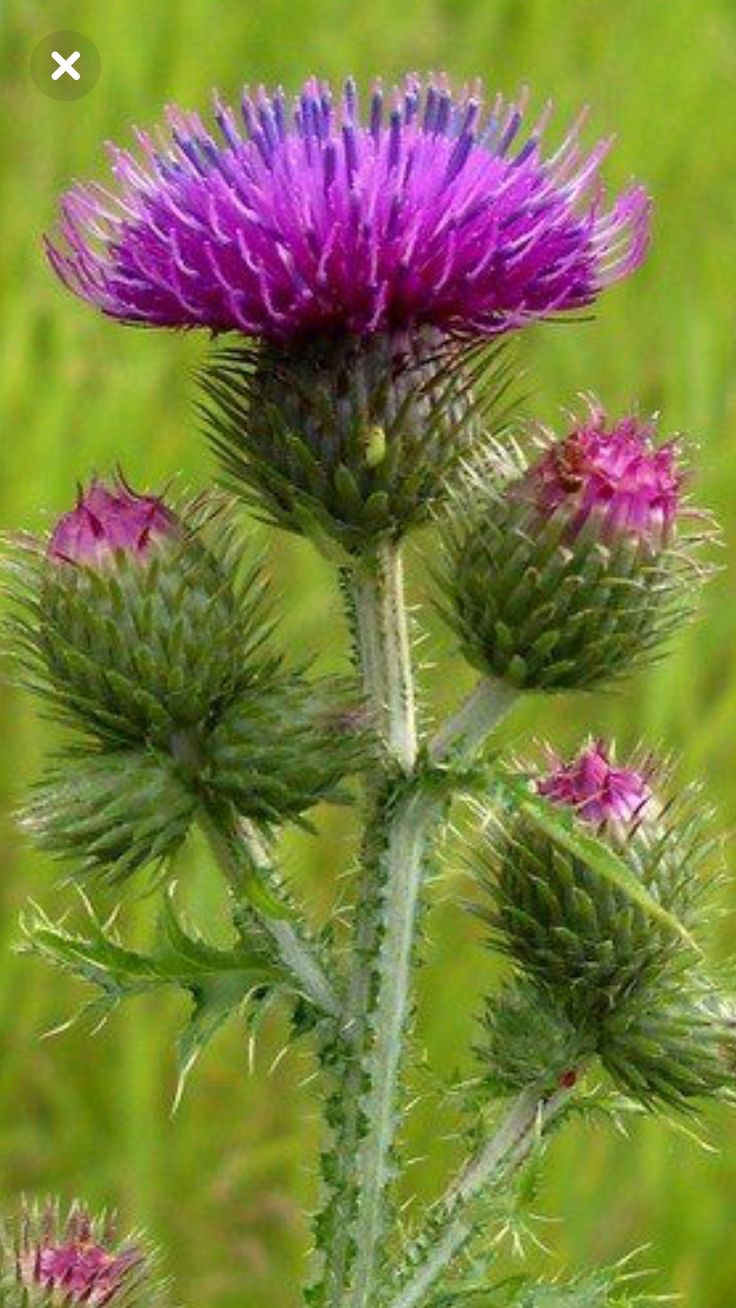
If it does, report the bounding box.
[439,413,708,692]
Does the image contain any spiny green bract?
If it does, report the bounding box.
[479,808,708,1012]
[438,450,706,693]
[22,751,197,882]
[480,980,593,1097]
[13,496,278,748]
[5,497,368,882]
[474,788,734,1108]
[201,335,514,554]
[600,984,736,1110]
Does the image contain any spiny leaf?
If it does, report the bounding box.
[485,765,697,951]
[20,889,290,1101]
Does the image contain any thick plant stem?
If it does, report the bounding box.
[316,541,419,1308]
[351,541,417,774]
[388,1083,575,1308]
[345,542,420,1308]
[197,806,340,1019]
[322,569,518,1308]
[429,676,517,765]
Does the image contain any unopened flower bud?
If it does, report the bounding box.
[48,479,177,567]
[524,408,683,549]
[537,739,652,828]
[477,741,705,1016]
[441,404,704,692]
[4,1201,162,1308]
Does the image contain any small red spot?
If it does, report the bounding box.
[559,1068,578,1089]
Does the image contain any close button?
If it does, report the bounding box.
[31,31,101,101]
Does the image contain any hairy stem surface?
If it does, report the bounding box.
[429,676,517,764]
[319,556,517,1307]
[197,806,339,1019]
[388,1083,575,1308]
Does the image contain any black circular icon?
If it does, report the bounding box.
[30,31,101,101]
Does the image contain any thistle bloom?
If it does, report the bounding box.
[537,740,652,826]
[13,1204,147,1307]
[525,406,684,547]
[47,75,650,342]
[49,479,176,566]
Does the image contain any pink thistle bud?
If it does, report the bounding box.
[537,740,652,827]
[525,406,684,548]
[14,1203,148,1307]
[48,477,176,566]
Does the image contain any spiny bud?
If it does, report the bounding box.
[480,978,592,1097]
[476,741,707,1018]
[6,481,367,884]
[33,479,270,749]
[48,479,177,567]
[537,739,652,830]
[600,984,736,1110]
[201,333,510,554]
[2,1200,164,1308]
[475,741,731,1108]
[440,403,707,692]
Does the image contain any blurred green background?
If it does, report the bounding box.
[2,0,736,1303]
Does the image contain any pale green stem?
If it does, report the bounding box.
[429,676,517,765]
[388,1083,575,1308]
[314,541,418,1307]
[351,541,417,774]
[346,573,516,1308]
[197,807,340,1020]
[319,558,517,1307]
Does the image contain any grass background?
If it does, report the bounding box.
[1,0,736,1303]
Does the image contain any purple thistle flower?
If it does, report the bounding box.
[537,740,652,827]
[49,477,176,566]
[13,1203,150,1308]
[524,403,684,547]
[47,75,650,342]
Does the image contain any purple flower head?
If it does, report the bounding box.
[537,740,652,827]
[14,1204,147,1308]
[524,404,684,547]
[47,75,650,342]
[49,477,177,567]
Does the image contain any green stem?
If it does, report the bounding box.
[429,677,517,765]
[321,567,518,1308]
[316,541,419,1308]
[345,542,419,1308]
[197,807,340,1020]
[388,1083,575,1308]
[351,541,417,774]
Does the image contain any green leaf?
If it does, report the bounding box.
[20,889,290,1103]
[485,764,697,952]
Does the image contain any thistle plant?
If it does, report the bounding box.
[3,73,733,1308]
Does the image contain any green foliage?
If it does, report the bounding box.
[22,750,198,883]
[601,984,736,1111]
[201,336,516,554]
[20,891,292,1101]
[438,452,706,692]
[480,980,592,1096]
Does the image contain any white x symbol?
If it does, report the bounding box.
[51,49,81,80]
